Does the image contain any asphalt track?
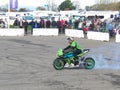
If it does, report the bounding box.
[0,35,120,90]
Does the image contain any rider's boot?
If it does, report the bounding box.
[74,56,79,66]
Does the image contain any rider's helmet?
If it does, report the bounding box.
[67,37,74,41]
[67,37,74,43]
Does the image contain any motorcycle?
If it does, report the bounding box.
[53,48,95,70]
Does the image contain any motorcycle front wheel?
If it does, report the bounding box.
[53,58,65,70]
[84,57,95,69]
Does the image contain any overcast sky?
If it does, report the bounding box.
[0,0,96,9]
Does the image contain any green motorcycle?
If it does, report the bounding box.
[53,49,95,70]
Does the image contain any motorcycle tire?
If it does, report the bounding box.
[53,58,65,70]
[84,57,95,69]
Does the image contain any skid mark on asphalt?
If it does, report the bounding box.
[105,73,120,87]
[7,39,51,48]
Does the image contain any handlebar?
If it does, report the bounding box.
[83,49,90,52]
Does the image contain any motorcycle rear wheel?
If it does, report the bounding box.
[53,58,65,70]
[84,57,95,69]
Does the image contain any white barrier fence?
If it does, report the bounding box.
[0,29,24,36]
[115,30,120,43]
[65,29,84,38]
[33,28,58,36]
[0,28,119,43]
[87,31,110,41]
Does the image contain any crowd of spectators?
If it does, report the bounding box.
[1,14,120,37]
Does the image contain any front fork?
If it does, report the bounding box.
[78,57,85,64]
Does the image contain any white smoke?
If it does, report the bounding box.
[88,43,120,69]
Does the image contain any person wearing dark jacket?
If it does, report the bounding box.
[24,20,28,34]
[29,19,35,34]
[13,18,19,28]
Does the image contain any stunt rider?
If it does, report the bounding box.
[63,37,82,64]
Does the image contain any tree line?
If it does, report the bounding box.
[86,2,120,11]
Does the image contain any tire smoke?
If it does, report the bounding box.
[88,43,120,69]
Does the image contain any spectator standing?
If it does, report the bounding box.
[101,22,106,32]
[46,19,51,28]
[34,20,39,28]
[74,20,79,29]
[60,19,65,34]
[51,19,57,28]
[72,18,75,29]
[57,19,61,34]
[94,19,98,31]
[68,19,73,29]
[39,18,45,28]
[0,18,5,28]
[4,18,8,28]
[29,19,35,34]
[23,20,28,35]
[96,22,101,32]
[13,18,19,28]
[78,20,83,30]
[19,19,24,28]
[82,22,88,38]
[107,22,114,38]
[89,20,94,31]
